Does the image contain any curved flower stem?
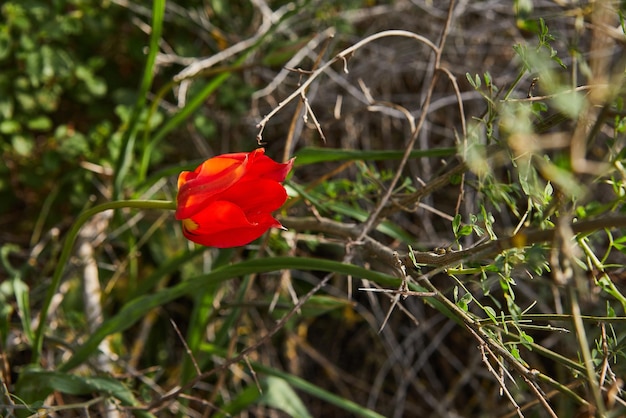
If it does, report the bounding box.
[32,200,176,365]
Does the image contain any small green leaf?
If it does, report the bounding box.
[12,135,34,157]
[513,43,531,71]
[459,225,474,237]
[0,120,21,134]
[606,302,615,318]
[483,71,492,86]
[0,31,11,61]
[466,73,480,89]
[13,278,33,343]
[510,344,522,360]
[483,306,497,323]
[261,376,313,418]
[0,95,15,119]
[519,331,534,349]
[194,113,217,138]
[407,245,421,269]
[15,91,36,111]
[457,292,472,311]
[26,115,52,131]
[452,214,462,235]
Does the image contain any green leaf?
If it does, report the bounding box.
[26,115,52,131]
[254,363,386,418]
[483,306,497,323]
[457,292,472,311]
[59,257,399,373]
[0,30,11,61]
[452,213,462,235]
[261,376,313,418]
[513,43,530,72]
[293,147,456,166]
[0,120,21,134]
[213,384,261,417]
[510,344,522,361]
[75,65,107,96]
[11,135,34,157]
[465,73,480,89]
[0,95,15,119]
[459,225,473,237]
[12,278,33,343]
[14,369,154,418]
[56,127,88,157]
[193,113,217,138]
[15,91,36,111]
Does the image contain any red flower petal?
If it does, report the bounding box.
[176,148,293,248]
[217,178,288,214]
[182,200,280,248]
[175,154,249,220]
[244,150,294,182]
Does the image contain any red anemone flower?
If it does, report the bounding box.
[176,148,293,248]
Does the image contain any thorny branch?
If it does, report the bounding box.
[141,206,626,414]
[280,214,626,272]
[254,29,438,143]
[147,22,448,411]
[476,334,524,418]
[170,1,294,82]
[353,0,456,244]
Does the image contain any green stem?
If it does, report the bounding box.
[569,286,607,416]
[502,67,527,101]
[32,200,176,365]
[112,0,165,199]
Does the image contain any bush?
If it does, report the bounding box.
[3,1,626,417]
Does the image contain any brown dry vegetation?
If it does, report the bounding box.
[3,1,626,417]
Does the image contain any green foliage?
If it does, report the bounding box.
[15,370,152,418]
[0,0,122,222]
[4,1,626,417]
[0,0,109,144]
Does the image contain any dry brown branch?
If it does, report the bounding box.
[171,2,293,82]
[354,1,456,244]
[280,213,626,270]
[255,29,438,143]
[476,335,524,418]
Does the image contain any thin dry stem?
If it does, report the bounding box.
[354,1,455,243]
[146,272,336,413]
[477,338,524,418]
[255,29,438,143]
